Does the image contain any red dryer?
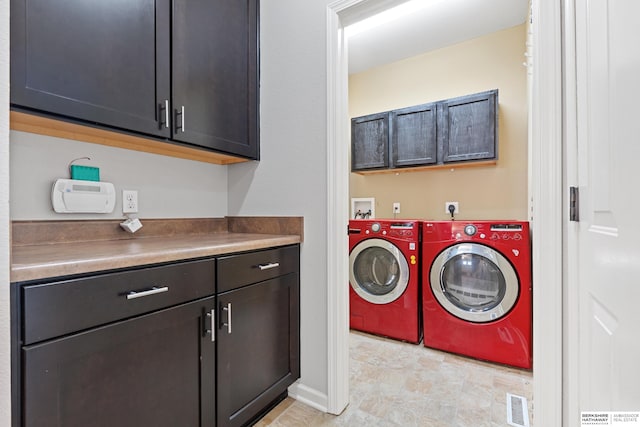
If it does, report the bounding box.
[422,221,532,368]
[349,219,421,343]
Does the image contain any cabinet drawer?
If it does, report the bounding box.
[22,259,215,345]
[217,245,299,293]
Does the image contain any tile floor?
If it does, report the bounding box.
[256,331,533,427]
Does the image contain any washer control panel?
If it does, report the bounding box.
[352,220,417,239]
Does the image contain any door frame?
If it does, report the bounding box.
[325,0,565,424]
[562,0,580,424]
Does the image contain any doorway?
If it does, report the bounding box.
[326,1,564,426]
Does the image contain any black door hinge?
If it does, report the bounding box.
[569,186,579,222]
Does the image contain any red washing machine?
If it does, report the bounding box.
[349,219,421,343]
[422,221,532,368]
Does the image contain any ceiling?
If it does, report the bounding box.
[346,0,529,74]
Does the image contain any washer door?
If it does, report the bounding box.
[430,243,519,322]
[350,238,409,304]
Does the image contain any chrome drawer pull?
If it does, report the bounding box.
[206,309,215,342]
[223,303,232,334]
[257,262,280,271]
[126,286,169,300]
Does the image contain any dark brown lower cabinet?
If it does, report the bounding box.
[22,296,216,427]
[13,245,300,427]
[216,273,300,427]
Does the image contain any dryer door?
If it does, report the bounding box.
[350,238,409,304]
[430,243,519,322]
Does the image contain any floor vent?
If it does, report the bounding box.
[506,393,530,427]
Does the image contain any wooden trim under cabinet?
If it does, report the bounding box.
[352,159,497,175]
[10,111,249,165]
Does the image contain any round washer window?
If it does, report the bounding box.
[430,243,518,322]
[350,239,409,304]
[441,253,506,312]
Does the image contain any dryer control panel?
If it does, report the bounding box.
[423,221,529,248]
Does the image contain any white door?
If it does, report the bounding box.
[570,0,640,420]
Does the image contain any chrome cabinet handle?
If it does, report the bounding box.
[258,262,280,271]
[222,302,232,334]
[159,100,169,129]
[175,106,185,132]
[126,286,169,300]
[206,309,215,342]
[163,100,169,128]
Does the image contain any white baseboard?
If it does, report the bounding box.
[287,382,328,413]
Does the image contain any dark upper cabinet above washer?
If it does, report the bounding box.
[351,112,390,171]
[391,102,438,168]
[10,0,259,160]
[440,90,497,163]
[351,89,498,173]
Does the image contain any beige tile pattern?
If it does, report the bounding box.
[257,331,533,427]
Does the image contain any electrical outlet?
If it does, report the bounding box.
[123,190,139,214]
[393,202,400,214]
[445,201,459,214]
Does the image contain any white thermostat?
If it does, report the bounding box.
[52,178,116,213]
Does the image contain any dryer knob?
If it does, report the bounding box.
[464,225,477,236]
[371,223,381,233]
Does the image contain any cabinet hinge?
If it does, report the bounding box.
[569,186,579,222]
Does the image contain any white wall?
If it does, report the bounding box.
[10,131,228,220]
[228,0,332,403]
[1,0,11,425]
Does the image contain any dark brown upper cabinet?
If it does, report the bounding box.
[439,90,497,163]
[351,112,390,171]
[351,89,498,172]
[172,0,259,158]
[10,0,259,160]
[391,102,438,168]
[10,0,171,139]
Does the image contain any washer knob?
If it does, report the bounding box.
[464,224,477,236]
[371,223,381,233]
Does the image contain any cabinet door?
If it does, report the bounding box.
[22,297,215,427]
[217,274,300,427]
[172,0,259,159]
[439,89,498,163]
[10,0,171,138]
[391,102,438,168]
[351,112,390,171]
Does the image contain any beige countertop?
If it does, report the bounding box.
[12,232,300,283]
[12,221,302,283]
